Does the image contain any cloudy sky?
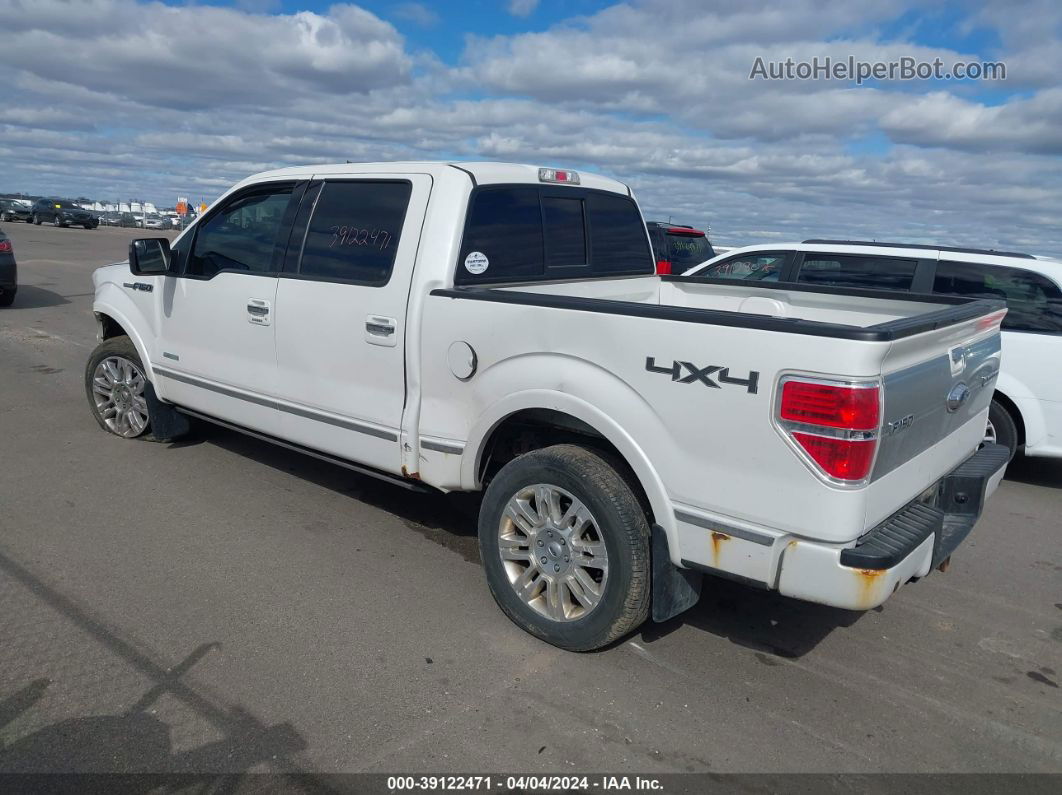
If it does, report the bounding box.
[1,0,1060,254]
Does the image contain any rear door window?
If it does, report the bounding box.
[796,254,917,291]
[297,180,411,285]
[933,260,1062,333]
[695,252,788,282]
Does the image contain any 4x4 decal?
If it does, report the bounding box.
[646,357,760,394]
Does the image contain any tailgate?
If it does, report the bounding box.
[863,306,1005,530]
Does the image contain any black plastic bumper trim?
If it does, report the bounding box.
[840,443,1008,571]
[839,503,942,570]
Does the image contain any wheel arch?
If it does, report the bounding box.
[461,391,677,555]
[991,388,1026,447]
[92,298,156,384]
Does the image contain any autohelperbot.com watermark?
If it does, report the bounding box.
[749,55,1006,84]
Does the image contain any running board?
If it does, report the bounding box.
[175,407,435,493]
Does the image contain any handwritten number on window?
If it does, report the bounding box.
[328,225,392,250]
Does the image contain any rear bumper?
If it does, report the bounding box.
[775,443,1009,610]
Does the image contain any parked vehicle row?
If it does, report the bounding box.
[86,161,1008,651]
[30,199,99,229]
[685,240,1062,460]
[0,199,33,223]
[2,199,192,230]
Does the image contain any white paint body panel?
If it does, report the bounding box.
[90,161,1009,614]
[688,242,1062,459]
[273,173,434,474]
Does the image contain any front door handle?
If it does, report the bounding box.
[365,315,397,347]
[247,298,271,326]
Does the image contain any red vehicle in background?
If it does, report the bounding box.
[645,221,716,275]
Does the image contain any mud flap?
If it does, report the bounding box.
[651,524,702,622]
[144,380,192,442]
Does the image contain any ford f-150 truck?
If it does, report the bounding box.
[86,162,1010,650]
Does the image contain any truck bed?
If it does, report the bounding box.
[426,275,1004,546]
[465,274,1002,341]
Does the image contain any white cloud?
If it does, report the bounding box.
[394,2,440,27]
[0,0,1060,257]
[0,0,413,111]
[507,0,539,18]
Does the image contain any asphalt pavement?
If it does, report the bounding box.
[0,222,1059,778]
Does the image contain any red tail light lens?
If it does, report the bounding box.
[777,377,881,484]
[0,240,11,253]
[791,433,876,481]
[656,260,672,275]
[781,381,879,430]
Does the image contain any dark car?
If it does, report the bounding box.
[645,221,715,274]
[0,228,16,306]
[0,199,33,223]
[31,198,99,229]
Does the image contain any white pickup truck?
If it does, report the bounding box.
[86,162,1010,651]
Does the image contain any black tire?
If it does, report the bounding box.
[85,336,151,439]
[52,214,63,228]
[478,444,650,651]
[987,398,1019,460]
[32,214,41,225]
[85,336,193,442]
[0,290,15,307]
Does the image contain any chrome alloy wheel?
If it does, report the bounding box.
[91,355,149,438]
[497,484,609,622]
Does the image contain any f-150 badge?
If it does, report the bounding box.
[646,357,759,394]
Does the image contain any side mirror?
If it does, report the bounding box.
[129,237,171,275]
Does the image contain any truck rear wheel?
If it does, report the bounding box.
[985,398,1019,460]
[478,444,650,651]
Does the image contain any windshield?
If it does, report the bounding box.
[667,233,715,267]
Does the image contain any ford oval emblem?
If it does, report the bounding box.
[946,383,970,413]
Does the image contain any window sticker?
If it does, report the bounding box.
[464,251,489,275]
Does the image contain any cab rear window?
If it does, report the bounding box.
[457,186,652,284]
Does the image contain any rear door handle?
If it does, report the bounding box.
[247,298,271,326]
[365,315,397,347]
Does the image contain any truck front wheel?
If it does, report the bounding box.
[478,444,650,651]
[85,336,153,439]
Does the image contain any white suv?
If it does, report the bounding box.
[685,240,1062,459]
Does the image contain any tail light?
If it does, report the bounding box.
[0,240,11,253]
[656,260,672,275]
[776,376,881,484]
